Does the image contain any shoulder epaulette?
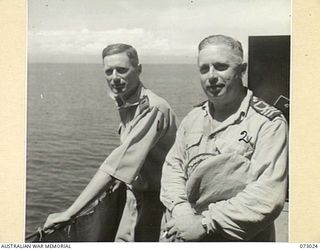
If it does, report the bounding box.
[139,95,150,112]
[251,96,282,120]
[193,100,207,108]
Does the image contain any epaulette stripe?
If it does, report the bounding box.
[266,110,273,116]
[265,109,277,116]
[268,110,282,120]
[265,110,273,116]
[269,107,278,111]
[251,96,282,120]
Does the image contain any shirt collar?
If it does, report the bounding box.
[113,84,145,110]
[202,88,252,122]
[237,88,253,121]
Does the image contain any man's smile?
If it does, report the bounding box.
[206,83,225,96]
[111,81,127,93]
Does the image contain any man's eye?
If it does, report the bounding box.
[105,69,113,76]
[116,67,129,74]
[199,65,210,74]
[214,63,229,71]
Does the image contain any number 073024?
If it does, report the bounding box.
[300,244,318,248]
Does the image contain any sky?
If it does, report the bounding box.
[28,0,291,64]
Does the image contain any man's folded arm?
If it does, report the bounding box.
[99,106,168,184]
[201,118,288,240]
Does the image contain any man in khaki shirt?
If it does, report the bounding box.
[160,35,288,241]
[44,43,177,241]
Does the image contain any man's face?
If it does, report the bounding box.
[103,52,141,97]
[198,44,246,105]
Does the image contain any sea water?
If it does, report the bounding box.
[26,63,204,236]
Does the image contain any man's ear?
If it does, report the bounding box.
[137,64,142,74]
[241,63,247,74]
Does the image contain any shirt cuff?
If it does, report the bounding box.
[99,164,134,184]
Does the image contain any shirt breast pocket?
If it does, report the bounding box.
[215,137,254,159]
[185,133,203,160]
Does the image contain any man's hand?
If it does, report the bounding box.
[165,214,206,241]
[109,179,122,192]
[43,211,71,230]
[171,202,194,218]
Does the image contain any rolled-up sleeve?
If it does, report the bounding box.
[202,117,288,240]
[99,106,167,184]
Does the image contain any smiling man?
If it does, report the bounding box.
[160,35,288,242]
[44,43,177,242]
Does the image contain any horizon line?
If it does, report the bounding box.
[28,61,198,65]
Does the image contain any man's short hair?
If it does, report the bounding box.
[102,43,139,67]
[198,35,243,60]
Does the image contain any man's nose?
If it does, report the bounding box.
[111,69,119,79]
[207,65,218,84]
[111,69,121,83]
